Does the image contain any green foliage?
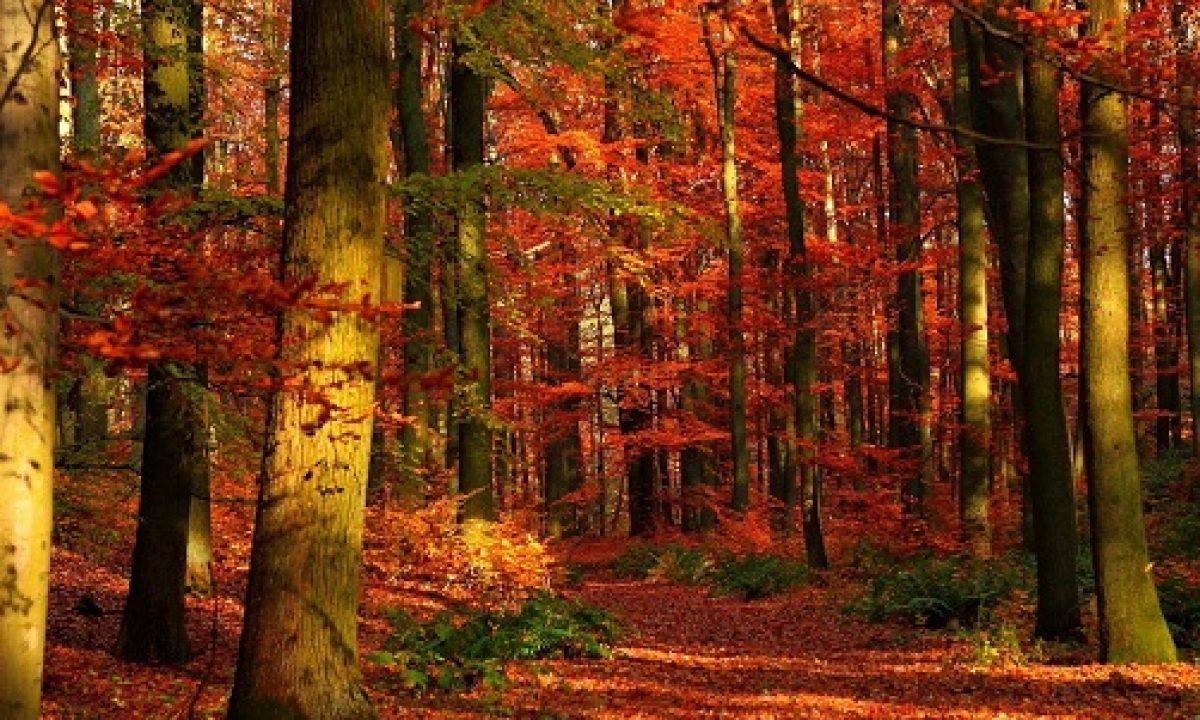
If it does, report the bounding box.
[1142,450,1200,560]
[370,591,620,694]
[846,552,1025,630]
[710,553,810,600]
[610,543,665,579]
[964,622,1044,668]
[1156,573,1200,649]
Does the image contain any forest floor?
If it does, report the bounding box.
[42,467,1200,719]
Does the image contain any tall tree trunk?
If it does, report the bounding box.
[451,38,494,522]
[0,2,59,716]
[1178,2,1200,457]
[117,0,207,662]
[263,0,282,196]
[226,0,389,715]
[1080,0,1176,664]
[1023,0,1082,640]
[702,8,750,513]
[393,0,438,490]
[950,15,990,558]
[883,0,929,516]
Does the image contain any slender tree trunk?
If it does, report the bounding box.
[263,0,281,195]
[0,2,59,716]
[883,0,929,516]
[1178,2,1200,456]
[702,8,750,513]
[118,0,208,662]
[226,1,389,715]
[1081,0,1176,664]
[451,39,494,522]
[1023,0,1082,640]
[950,15,990,558]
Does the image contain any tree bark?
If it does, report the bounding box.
[1081,0,1176,664]
[1022,0,1082,640]
[226,0,389,715]
[0,2,60,715]
[950,15,991,559]
[117,0,207,663]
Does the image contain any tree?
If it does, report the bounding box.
[882,0,929,515]
[452,33,496,524]
[225,0,390,715]
[1080,0,1176,664]
[1179,2,1200,458]
[116,0,206,663]
[1021,0,1081,641]
[950,14,990,558]
[0,3,60,715]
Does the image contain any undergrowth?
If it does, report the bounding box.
[610,543,808,599]
[370,591,621,693]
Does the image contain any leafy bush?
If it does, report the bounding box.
[370,591,620,693]
[1157,573,1200,649]
[710,553,809,600]
[847,552,1025,629]
[649,546,713,584]
[610,543,662,579]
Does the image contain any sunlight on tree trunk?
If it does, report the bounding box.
[226,1,390,716]
[1081,0,1176,665]
[0,2,59,716]
[950,15,990,559]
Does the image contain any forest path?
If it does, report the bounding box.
[423,576,1200,720]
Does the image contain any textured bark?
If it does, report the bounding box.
[226,1,389,715]
[67,0,101,157]
[1081,0,1176,664]
[950,15,990,558]
[883,0,929,515]
[0,2,59,716]
[1023,0,1081,640]
[451,39,495,522]
[263,0,282,195]
[117,0,206,663]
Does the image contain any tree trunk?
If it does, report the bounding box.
[451,38,495,522]
[1081,0,1176,664]
[117,0,207,663]
[1178,2,1200,457]
[226,0,389,715]
[0,2,59,716]
[1022,0,1082,640]
[883,0,929,516]
[950,15,990,558]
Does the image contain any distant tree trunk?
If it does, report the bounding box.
[393,0,438,491]
[950,15,990,558]
[702,8,750,513]
[771,0,826,565]
[1023,0,1081,640]
[226,1,389,716]
[263,0,282,195]
[963,3,1033,549]
[1178,2,1200,456]
[451,38,494,523]
[1150,242,1181,452]
[68,0,101,157]
[117,0,207,663]
[883,0,929,516]
[0,2,60,716]
[1080,0,1176,664]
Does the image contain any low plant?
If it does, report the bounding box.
[370,591,620,693]
[610,543,662,579]
[649,545,713,584]
[1157,573,1200,649]
[710,552,809,600]
[846,552,1025,629]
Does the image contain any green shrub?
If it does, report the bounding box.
[710,553,809,600]
[369,591,620,693]
[1157,573,1200,649]
[610,543,661,579]
[650,545,713,584]
[846,552,1025,629]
